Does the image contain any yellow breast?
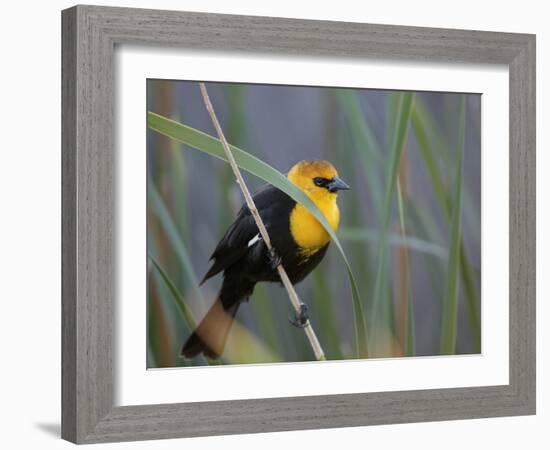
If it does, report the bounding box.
[289,197,340,254]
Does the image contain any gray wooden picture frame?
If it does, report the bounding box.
[61,4,536,444]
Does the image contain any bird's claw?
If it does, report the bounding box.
[288,303,309,328]
[268,247,282,269]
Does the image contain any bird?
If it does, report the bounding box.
[181,160,350,359]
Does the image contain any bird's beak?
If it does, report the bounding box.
[327,176,351,193]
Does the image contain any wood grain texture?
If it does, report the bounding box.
[62,5,115,442]
[61,7,77,443]
[61,4,536,444]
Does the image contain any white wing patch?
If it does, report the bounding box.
[247,233,262,248]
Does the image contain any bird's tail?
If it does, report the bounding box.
[180,299,239,359]
[180,278,254,359]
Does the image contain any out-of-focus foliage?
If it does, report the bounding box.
[146,81,481,367]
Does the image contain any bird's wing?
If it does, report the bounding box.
[200,185,294,284]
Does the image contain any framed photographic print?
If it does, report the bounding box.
[61,4,536,444]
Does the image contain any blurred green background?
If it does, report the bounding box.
[146,80,481,368]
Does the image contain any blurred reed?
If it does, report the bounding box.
[146,80,481,366]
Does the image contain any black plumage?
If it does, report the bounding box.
[181,185,329,359]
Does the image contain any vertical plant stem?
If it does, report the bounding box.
[412,103,481,351]
[199,82,326,361]
[396,179,415,356]
[148,274,175,367]
[312,268,342,359]
[370,92,414,338]
[396,146,409,353]
[440,97,466,354]
[335,90,384,218]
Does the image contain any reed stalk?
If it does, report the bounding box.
[199,83,326,361]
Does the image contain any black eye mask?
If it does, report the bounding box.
[313,176,351,193]
[313,177,330,188]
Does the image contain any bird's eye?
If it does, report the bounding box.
[313,177,326,187]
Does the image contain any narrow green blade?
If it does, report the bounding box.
[412,101,481,351]
[396,180,415,356]
[369,93,414,336]
[149,255,197,330]
[440,97,466,354]
[148,177,204,306]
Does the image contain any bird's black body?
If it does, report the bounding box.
[181,185,329,359]
[203,186,329,287]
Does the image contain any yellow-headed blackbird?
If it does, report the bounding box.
[181,160,350,359]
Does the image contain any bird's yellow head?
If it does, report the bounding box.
[287,160,350,199]
[287,160,349,251]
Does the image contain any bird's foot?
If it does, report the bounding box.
[288,303,309,328]
[268,247,282,269]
